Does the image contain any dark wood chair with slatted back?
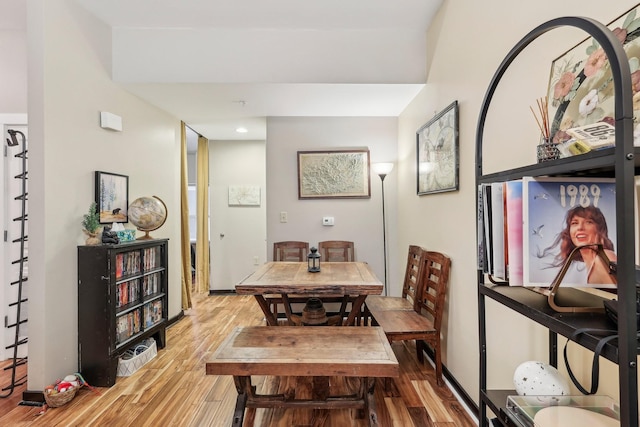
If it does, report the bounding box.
[273,241,309,262]
[269,241,310,323]
[318,240,355,262]
[364,245,426,314]
[367,251,451,386]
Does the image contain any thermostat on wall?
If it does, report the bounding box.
[322,217,334,226]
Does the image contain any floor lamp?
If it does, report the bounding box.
[372,162,394,296]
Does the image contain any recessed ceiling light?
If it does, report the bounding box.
[236,127,248,133]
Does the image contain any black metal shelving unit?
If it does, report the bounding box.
[476,17,637,427]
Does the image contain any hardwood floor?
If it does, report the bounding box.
[0,293,477,426]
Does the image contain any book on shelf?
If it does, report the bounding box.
[478,182,511,281]
[505,180,523,286]
[143,273,159,297]
[115,251,141,279]
[477,184,487,271]
[116,279,141,308]
[479,184,494,274]
[116,309,142,344]
[143,247,161,270]
[522,177,617,289]
[565,122,615,150]
[490,182,507,281]
[144,300,163,328]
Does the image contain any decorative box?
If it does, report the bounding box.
[117,338,157,377]
[506,395,619,427]
[115,229,136,242]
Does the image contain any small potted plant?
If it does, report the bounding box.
[82,201,101,245]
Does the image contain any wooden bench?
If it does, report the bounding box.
[366,251,451,386]
[206,326,399,426]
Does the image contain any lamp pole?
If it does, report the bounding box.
[372,162,394,296]
[379,173,389,296]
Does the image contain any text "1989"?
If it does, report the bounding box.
[559,184,601,208]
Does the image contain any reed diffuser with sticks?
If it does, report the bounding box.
[530,96,559,162]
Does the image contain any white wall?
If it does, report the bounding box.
[397,0,639,407]
[0,30,27,114]
[26,0,181,390]
[210,140,267,291]
[266,117,398,292]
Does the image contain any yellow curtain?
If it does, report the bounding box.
[179,122,193,309]
[196,135,211,293]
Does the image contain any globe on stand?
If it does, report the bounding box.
[128,196,168,240]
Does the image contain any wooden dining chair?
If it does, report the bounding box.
[273,241,309,262]
[413,251,451,384]
[367,251,451,385]
[364,245,426,313]
[270,241,310,323]
[317,240,355,262]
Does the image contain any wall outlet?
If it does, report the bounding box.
[322,216,335,226]
[280,211,288,223]
[253,256,259,265]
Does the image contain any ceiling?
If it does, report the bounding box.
[5,0,443,143]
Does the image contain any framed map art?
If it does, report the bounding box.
[416,101,459,195]
[297,149,370,199]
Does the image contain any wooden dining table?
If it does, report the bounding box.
[236,261,383,326]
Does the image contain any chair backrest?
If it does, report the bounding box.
[415,251,451,331]
[318,240,355,262]
[401,245,427,306]
[273,241,309,262]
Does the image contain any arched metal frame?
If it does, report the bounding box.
[475,17,636,427]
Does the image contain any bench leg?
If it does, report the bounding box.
[232,376,251,427]
[312,376,330,401]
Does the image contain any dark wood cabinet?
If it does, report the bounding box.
[78,239,168,387]
[476,17,638,427]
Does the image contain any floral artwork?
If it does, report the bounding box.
[547,4,640,144]
[416,101,459,195]
[228,185,261,206]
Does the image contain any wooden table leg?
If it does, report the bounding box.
[232,376,251,427]
[281,294,296,325]
[253,295,278,326]
[365,377,379,427]
[338,295,349,321]
[345,295,367,326]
